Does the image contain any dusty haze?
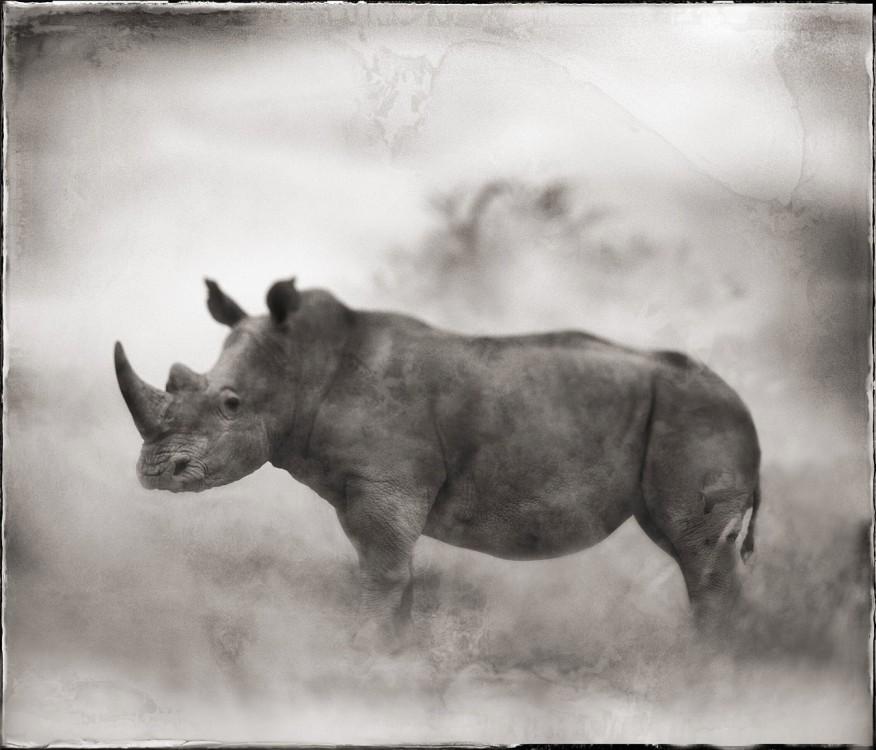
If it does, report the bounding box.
[2,3,872,744]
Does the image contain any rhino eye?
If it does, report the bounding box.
[220,391,241,417]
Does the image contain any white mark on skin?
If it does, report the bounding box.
[735,507,754,555]
[718,515,741,545]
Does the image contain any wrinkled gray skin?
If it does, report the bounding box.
[115,278,761,648]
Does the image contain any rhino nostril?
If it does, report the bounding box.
[173,459,190,476]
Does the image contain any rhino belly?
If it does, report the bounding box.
[423,472,635,561]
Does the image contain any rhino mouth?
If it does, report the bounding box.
[137,455,209,493]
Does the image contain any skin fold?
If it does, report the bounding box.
[115,278,761,647]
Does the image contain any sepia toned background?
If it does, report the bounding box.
[2,3,872,744]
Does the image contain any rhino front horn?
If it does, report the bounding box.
[114,342,172,440]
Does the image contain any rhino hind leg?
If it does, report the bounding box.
[641,481,758,636]
[640,372,761,636]
[670,499,752,631]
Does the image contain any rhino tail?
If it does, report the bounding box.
[740,479,760,563]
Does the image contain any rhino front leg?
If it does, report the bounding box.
[338,477,433,651]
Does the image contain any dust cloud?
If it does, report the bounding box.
[3,4,872,744]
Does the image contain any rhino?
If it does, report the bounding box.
[114,278,761,645]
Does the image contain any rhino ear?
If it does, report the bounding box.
[266,277,301,324]
[205,278,247,327]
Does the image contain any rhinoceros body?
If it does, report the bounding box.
[115,279,761,644]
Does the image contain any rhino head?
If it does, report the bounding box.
[114,277,338,492]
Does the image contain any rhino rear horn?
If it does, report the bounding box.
[205,278,247,327]
[114,342,172,440]
[166,362,207,393]
[267,277,300,324]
